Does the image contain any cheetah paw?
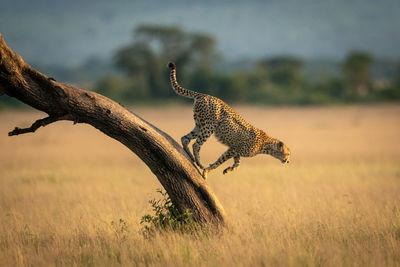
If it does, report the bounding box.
[223,167,235,175]
[202,169,208,179]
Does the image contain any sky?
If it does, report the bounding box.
[0,0,399,66]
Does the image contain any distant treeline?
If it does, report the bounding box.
[2,25,400,108]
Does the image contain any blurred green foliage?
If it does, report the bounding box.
[1,25,400,108]
[112,25,216,101]
[102,25,399,105]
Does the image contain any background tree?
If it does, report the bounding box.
[254,56,306,104]
[115,25,216,100]
[385,62,400,99]
[258,56,305,87]
[188,33,216,72]
[342,51,373,98]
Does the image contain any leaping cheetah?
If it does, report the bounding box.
[168,61,290,178]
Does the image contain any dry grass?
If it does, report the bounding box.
[0,104,399,266]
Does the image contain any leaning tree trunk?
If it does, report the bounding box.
[0,34,228,227]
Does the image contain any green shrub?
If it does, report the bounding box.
[140,189,197,237]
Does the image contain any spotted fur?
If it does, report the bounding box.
[168,61,291,178]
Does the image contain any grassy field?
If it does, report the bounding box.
[0,104,400,266]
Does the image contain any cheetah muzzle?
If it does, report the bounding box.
[168,61,291,179]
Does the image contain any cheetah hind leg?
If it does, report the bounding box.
[181,126,199,162]
[192,127,214,170]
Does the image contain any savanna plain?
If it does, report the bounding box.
[0,104,399,266]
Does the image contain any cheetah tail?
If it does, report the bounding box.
[168,61,200,99]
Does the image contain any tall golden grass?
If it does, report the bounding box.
[0,105,399,266]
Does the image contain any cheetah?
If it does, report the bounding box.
[168,61,291,178]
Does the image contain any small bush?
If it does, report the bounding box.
[140,189,197,237]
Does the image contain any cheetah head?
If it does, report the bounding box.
[266,141,291,164]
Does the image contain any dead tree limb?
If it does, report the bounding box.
[8,114,75,136]
[0,34,228,227]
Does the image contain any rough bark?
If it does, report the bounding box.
[0,34,227,227]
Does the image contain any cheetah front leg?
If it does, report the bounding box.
[181,126,199,162]
[202,149,236,179]
[222,155,240,175]
[192,127,214,169]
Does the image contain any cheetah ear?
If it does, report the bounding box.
[278,141,283,148]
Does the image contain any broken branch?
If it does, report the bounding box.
[8,114,74,136]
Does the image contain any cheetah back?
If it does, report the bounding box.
[193,95,263,157]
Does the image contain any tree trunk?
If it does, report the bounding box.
[0,34,227,227]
